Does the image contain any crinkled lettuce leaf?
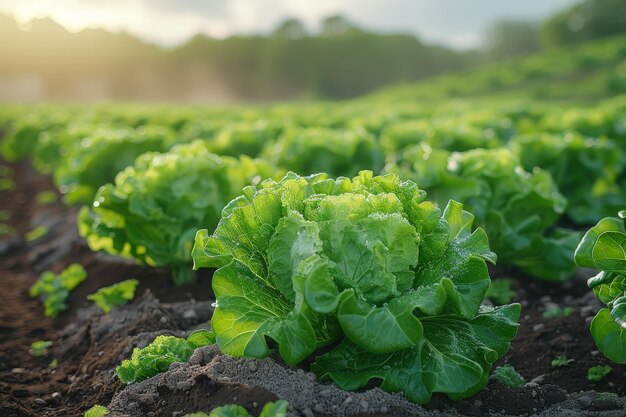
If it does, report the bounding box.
[262,127,384,178]
[512,133,625,225]
[117,330,215,383]
[54,125,176,204]
[30,264,87,317]
[575,212,626,363]
[312,304,520,404]
[193,171,519,402]
[87,279,139,313]
[388,146,578,281]
[79,141,279,284]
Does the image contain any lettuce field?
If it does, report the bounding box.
[2,30,626,417]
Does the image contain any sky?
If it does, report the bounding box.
[0,0,580,49]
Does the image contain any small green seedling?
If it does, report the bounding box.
[87,279,139,313]
[30,264,87,317]
[551,355,574,367]
[25,226,49,242]
[117,330,215,384]
[29,340,52,357]
[595,392,618,401]
[0,223,15,236]
[485,279,516,305]
[0,210,10,221]
[183,400,288,417]
[492,364,525,387]
[0,178,15,191]
[84,405,107,417]
[49,358,58,369]
[543,306,574,318]
[588,365,612,382]
[36,191,58,205]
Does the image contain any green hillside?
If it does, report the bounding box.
[368,34,626,102]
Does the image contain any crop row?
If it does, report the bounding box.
[1,95,625,409]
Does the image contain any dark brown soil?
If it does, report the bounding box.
[1,160,625,417]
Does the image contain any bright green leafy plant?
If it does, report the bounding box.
[551,355,574,367]
[30,264,87,317]
[25,226,49,242]
[0,177,15,191]
[183,400,288,417]
[485,279,516,305]
[87,279,139,313]
[380,119,502,154]
[263,127,384,177]
[35,191,58,205]
[84,405,107,417]
[0,112,66,162]
[388,146,579,281]
[0,224,15,236]
[54,125,176,204]
[575,210,626,363]
[193,171,520,403]
[588,364,612,382]
[205,121,280,158]
[512,133,625,225]
[79,141,279,284]
[29,340,52,357]
[493,364,525,387]
[543,306,574,318]
[117,330,215,384]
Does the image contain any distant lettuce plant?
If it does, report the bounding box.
[193,171,520,403]
[262,127,384,178]
[388,146,579,281]
[30,264,87,317]
[54,125,176,204]
[381,119,501,154]
[575,211,626,363]
[87,279,139,313]
[0,112,66,162]
[79,141,280,284]
[206,121,281,158]
[512,133,625,225]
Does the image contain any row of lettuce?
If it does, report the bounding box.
[2,98,624,284]
[1,97,625,406]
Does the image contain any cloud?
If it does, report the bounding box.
[0,0,580,48]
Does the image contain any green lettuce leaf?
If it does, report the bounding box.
[54,125,176,204]
[87,279,139,313]
[575,212,626,364]
[512,133,625,225]
[193,171,520,402]
[387,146,578,281]
[79,141,279,284]
[590,308,626,364]
[30,264,87,317]
[183,400,288,417]
[262,127,384,178]
[312,304,521,404]
[84,405,107,417]
[117,330,215,383]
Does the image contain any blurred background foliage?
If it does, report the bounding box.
[0,0,624,102]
